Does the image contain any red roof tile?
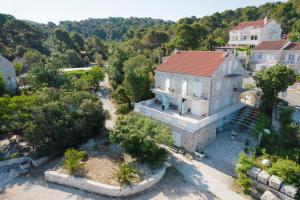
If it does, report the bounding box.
[253,41,287,50]
[284,42,300,50]
[156,51,226,77]
[232,19,271,30]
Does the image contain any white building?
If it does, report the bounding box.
[249,41,300,74]
[228,17,282,47]
[135,51,246,152]
[0,55,18,92]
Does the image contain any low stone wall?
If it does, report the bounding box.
[0,156,49,168]
[45,165,166,197]
[247,167,298,199]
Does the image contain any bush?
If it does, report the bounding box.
[110,113,172,164]
[236,153,254,193]
[268,159,300,186]
[63,148,87,175]
[236,172,251,193]
[114,162,139,185]
[116,103,132,114]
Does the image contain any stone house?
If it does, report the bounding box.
[249,41,300,74]
[0,55,18,92]
[134,51,246,152]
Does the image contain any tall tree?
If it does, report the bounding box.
[254,64,296,113]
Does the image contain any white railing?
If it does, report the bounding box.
[134,100,246,133]
[249,58,300,65]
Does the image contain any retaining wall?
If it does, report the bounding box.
[0,156,49,168]
[45,165,166,197]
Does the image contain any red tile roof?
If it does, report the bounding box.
[232,19,271,30]
[284,42,300,50]
[156,51,226,77]
[253,41,287,50]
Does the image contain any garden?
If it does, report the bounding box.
[45,113,173,196]
[235,65,300,198]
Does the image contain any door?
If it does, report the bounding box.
[192,80,202,97]
[182,79,187,95]
[172,131,181,147]
[165,78,170,91]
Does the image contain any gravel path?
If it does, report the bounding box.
[0,166,217,200]
[98,75,117,129]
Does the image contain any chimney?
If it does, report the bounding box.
[264,16,268,26]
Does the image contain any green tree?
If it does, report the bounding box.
[22,50,43,72]
[65,49,82,67]
[86,66,104,90]
[254,64,296,113]
[95,53,104,67]
[123,55,154,102]
[29,56,67,88]
[63,148,86,175]
[70,32,84,50]
[109,113,172,164]
[0,73,5,96]
[13,62,23,76]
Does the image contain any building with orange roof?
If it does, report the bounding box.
[134,50,246,152]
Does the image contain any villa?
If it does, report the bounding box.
[249,41,300,74]
[134,50,246,152]
[228,17,282,47]
[0,55,18,93]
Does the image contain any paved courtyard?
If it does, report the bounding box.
[202,130,256,176]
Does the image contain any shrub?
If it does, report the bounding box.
[116,103,132,114]
[114,162,139,185]
[110,113,172,164]
[236,153,254,193]
[63,148,87,175]
[236,172,252,193]
[268,159,300,186]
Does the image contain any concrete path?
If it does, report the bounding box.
[170,152,248,200]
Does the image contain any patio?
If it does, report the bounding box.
[201,129,257,176]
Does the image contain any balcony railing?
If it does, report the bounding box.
[249,58,300,65]
[134,99,245,133]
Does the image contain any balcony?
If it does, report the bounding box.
[249,58,300,66]
[233,87,246,93]
[151,86,209,101]
[134,99,246,133]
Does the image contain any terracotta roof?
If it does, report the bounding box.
[284,42,300,50]
[253,41,287,50]
[232,19,271,30]
[156,51,226,77]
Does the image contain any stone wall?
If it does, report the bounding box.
[45,165,166,197]
[168,121,216,152]
[0,156,49,168]
[247,167,298,199]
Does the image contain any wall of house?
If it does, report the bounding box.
[154,71,211,115]
[0,56,17,92]
[250,50,300,74]
[210,55,244,114]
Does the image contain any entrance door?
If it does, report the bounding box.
[172,131,181,147]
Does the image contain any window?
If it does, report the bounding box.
[288,55,295,64]
[216,81,221,90]
[251,35,258,40]
[256,53,262,60]
[215,99,220,109]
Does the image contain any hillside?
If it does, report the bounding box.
[0,0,299,60]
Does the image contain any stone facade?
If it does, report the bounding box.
[167,121,216,152]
